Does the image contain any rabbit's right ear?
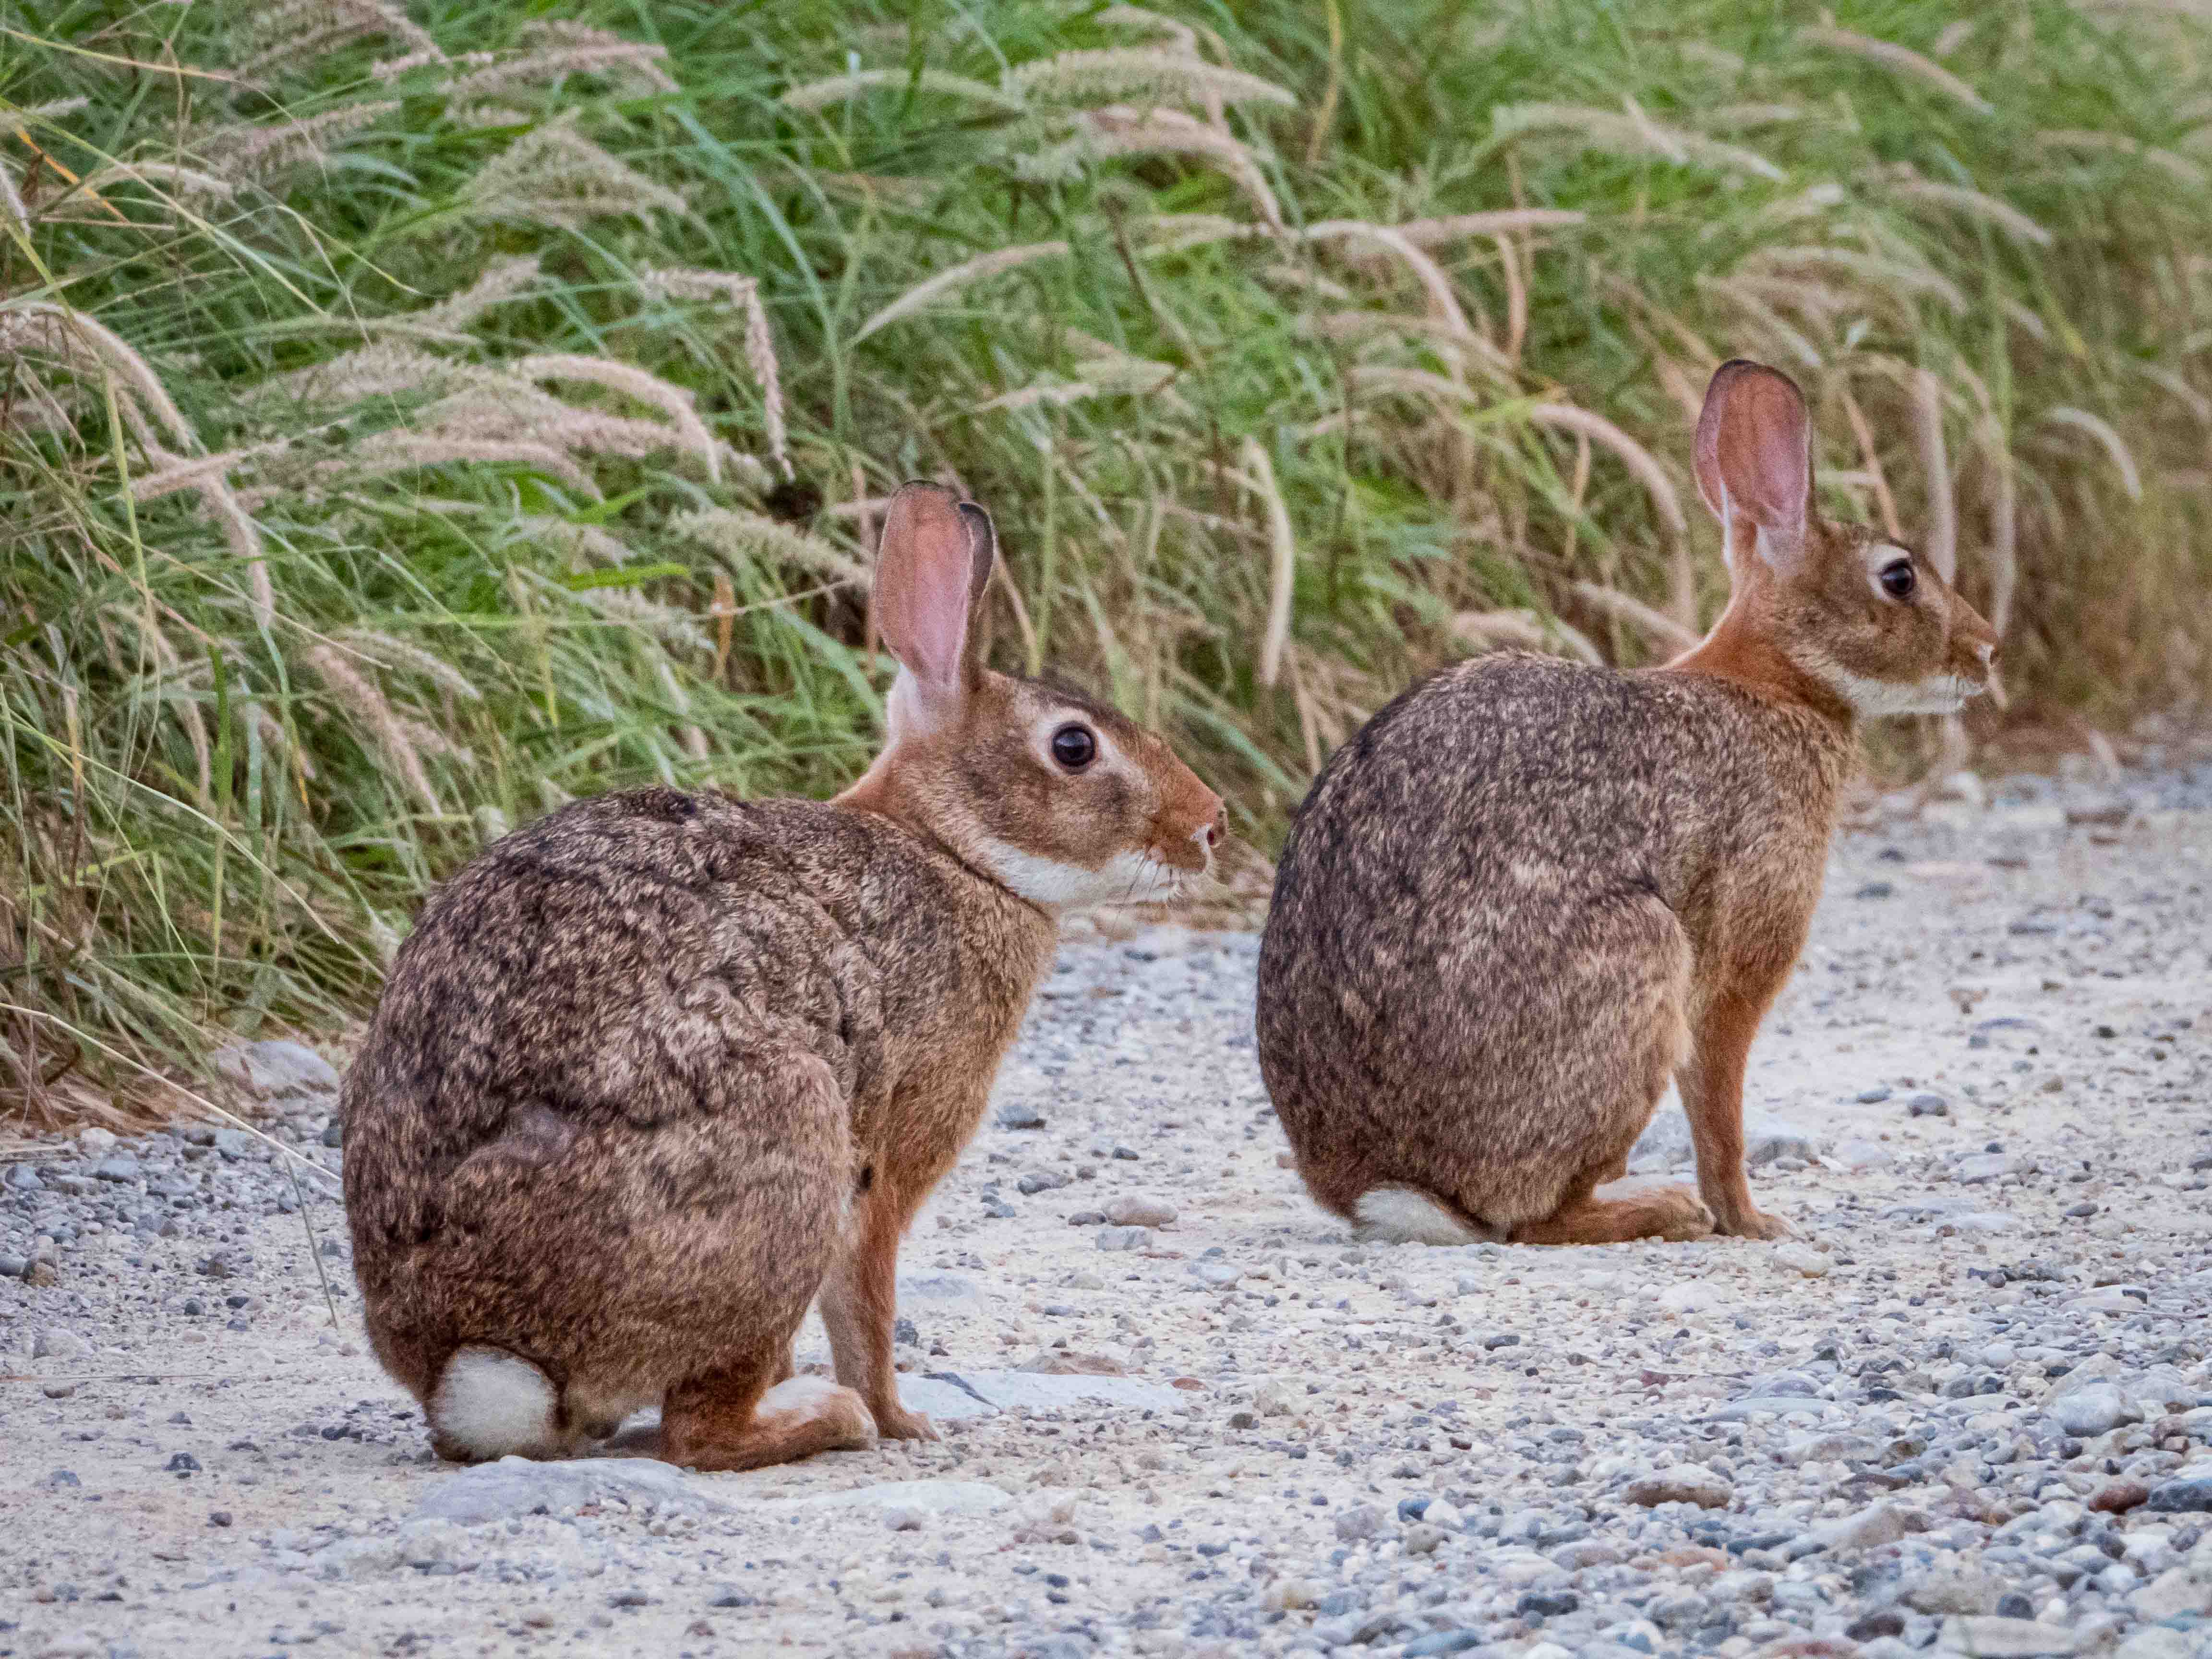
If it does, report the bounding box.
[1694,360,1812,575]
[874,481,996,729]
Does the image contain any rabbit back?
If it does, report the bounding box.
[344,786,1051,1415]
[1256,653,1849,1233]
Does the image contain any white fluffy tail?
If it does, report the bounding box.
[1354,1186,1498,1246]
[430,1345,562,1461]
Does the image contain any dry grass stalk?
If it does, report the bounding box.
[1495,234,1528,365]
[1910,368,1958,580]
[1742,245,1968,318]
[2,303,196,449]
[1303,220,1479,341]
[138,619,214,805]
[331,628,482,702]
[1887,176,2052,246]
[304,643,441,814]
[852,242,1070,344]
[1526,403,1688,544]
[1450,608,1602,664]
[1838,385,1905,541]
[1572,580,1700,656]
[1393,207,1587,246]
[2041,406,2144,500]
[2039,128,2206,187]
[196,103,398,183]
[337,433,597,493]
[671,507,869,585]
[1492,101,1783,181]
[1063,107,1284,230]
[1799,25,1993,114]
[465,112,685,229]
[638,266,790,475]
[438,22,674,104]
[1242,436,1297,688]
[80,160,236,203]
[517,355,719,481]
[1003,48,1294,111]
[781,68,1024,114]
[1977,414,2019,638]
[1138,212,1273,254]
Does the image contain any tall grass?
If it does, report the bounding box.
[5,0,2210,1128]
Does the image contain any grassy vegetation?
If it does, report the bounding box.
[6,0,2211,1128]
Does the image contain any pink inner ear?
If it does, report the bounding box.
[1709,365,1810,537]
[876,485,976,699]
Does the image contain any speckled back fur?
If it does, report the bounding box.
[1257,654,1848,1231]
[345,786,1052,1416]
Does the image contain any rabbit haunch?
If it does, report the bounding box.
[343,482,1222,1471]
[1257,361,1996,1251]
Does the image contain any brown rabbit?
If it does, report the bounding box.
[1256,361,1999,1247]
[344,482,1224,1469]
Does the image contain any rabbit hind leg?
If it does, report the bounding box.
[1510,1171,1714,1245]
[661,1355,878,1472]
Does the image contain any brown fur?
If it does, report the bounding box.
[344,483,1222,1467]
[1256,362,1998,1247]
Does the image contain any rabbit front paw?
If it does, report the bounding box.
[1715,1208,1795,1241]
[871,1403,941,1442]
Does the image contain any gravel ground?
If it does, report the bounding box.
[5,751,2212,1659]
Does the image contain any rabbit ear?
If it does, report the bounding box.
[874,481,996,724]
[1694,360,1812,573]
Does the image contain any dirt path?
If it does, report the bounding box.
[4,754,2211,1659]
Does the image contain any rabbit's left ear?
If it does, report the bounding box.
[874,482,996,727]
[1695,360,1813,575]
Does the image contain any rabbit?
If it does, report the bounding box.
[343,481,1225,1469]
[1255,360,2000,1248]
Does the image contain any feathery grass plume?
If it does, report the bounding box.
[851,242,1070,344]
[200,474,276,629]
[1309,313,1518,384]
[1741,245,1968,318]
[1492,101,1784,181]
[2039,128,2208,187]
[1392,208,1587,246]
[334,433,597,493]
[237,0,442,79]
[2,302,198,451]
[638,266,789,477]
[1055,106,1284,229]
[1137,212,1272,253]
[514,568,710,652]
[2041,407,2145,500]
[136,618,214,805]
[671,507,869,586]
[464,111,685,229]
[304,644,441,814]
[519,515,637,568]
[438,20,674,103]
[0,157,33,244]
[1884,175,2053,247]
[1241,437,1297,689]
[195,103,399,184]
[415,257,543,336]
[1302,221,1479,340]
[80,160,236,203]
[1799,25,1993,115]
[331,628,482,702]
[1910,369,1959,580]
[781,68,1027,114]
[1698,103,1807,133]
[1003,48,1294,111]
[1450,609,1603,665]
[1097,4,1203,56]
[517,355,719,481]
[1572,581,1700,656]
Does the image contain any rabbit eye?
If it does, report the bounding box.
[1049,724,1097,771]
[1878,558,1916,600]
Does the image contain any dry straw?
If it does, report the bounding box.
[852,242,1070,344]
[1243,437,1297,688]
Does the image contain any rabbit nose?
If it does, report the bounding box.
[1202,805,1226,849]
[1977,639,1998,667]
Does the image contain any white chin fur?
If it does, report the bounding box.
[1354,1188,1494,1246]
[974,841,1183,910]
[1814,666,1981,718]
[431,1345,560,1460]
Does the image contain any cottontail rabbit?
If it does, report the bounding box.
[344,482,1224,1468]
[1256,361,1998,1246]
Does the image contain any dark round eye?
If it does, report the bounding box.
[1049,724,1097,771]
[1878,558,1916,600]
